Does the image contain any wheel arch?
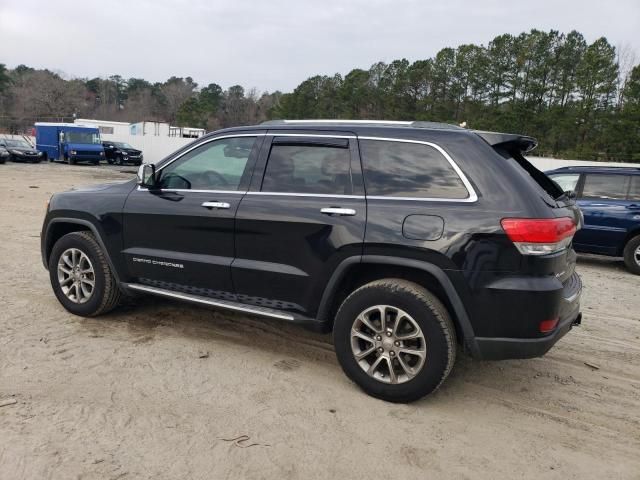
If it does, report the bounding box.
[317,255,479,356]
[43,218,121,283]
[619,226,640,256]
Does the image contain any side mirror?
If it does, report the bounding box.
[137,163,157,188]
[565,190,577,200]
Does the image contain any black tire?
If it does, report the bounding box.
[333,279,456,403]
[107,158,114,165]
[68,156,76,165]
[623,235,640,275]
[114,155,123,166]
[48,231,122,316]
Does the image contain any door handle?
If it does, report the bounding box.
[202,201,230,209]
[320,207,356,216]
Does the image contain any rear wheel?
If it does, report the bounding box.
[333,279,456,403]
[623,235,640,275]
[48,231,122,316]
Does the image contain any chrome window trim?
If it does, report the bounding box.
[135,132,477,203]
[137,186,245,194]
[246,192,365,199]
[357,136,478,203]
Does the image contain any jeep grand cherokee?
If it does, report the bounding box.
[41,120,583,402]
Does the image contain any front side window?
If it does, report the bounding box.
[549,174,580,192]
[581,174,630,200]
[157,136,256,191]
[261,142,352,195]
[359,139,468,199]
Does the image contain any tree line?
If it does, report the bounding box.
[1,29,638,161]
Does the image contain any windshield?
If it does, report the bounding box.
[66,131,101,145]
[114,142,133,149]
[5,139,31,148]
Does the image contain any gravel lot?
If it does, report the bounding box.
[1,162,639,480]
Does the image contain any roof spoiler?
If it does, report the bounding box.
[473,130,538,153]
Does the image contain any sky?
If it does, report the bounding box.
[1,0,639,92]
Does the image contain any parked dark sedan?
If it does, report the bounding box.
[0,145,10,164]
[0,138,43,162]
[102,141,143,165]
[547,166,640,274]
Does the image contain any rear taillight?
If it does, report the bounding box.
[501,217,576,256]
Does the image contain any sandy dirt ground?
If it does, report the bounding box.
[1,162,639,480]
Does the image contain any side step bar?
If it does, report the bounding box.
[123,283,295,321]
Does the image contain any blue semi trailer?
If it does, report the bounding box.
[35,123,105,165]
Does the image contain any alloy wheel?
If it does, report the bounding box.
[350,305,427,384]
[57,248,95,304]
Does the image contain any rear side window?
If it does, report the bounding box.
[549,174,580,192]
[628,176,640,200]
[261,143,351,195]
[359,139,468,199]
[581,174,630,200]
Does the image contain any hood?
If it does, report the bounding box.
[70,182,126,192]
[68,143,104,152]
[121,148,142,154]
[9,146,39,154]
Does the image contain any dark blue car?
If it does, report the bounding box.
[547,166,640,274]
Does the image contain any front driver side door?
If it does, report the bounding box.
[122,133,262,300]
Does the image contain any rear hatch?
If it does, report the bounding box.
[475,131,582,288]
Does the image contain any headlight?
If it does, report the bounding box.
[11,149,21,154]
[70,150,77,155]
[37,152,42,156]
[100,151,105,156]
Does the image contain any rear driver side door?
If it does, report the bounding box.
[232,132,366,318]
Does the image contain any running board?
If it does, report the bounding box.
[123,283,295,321]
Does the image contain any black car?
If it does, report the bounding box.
[41,120,583,402]
[102,141,143,165]
[0,138,43,162]
[0,145,9,164]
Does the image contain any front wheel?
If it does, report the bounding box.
[333,279,457,403]
[48,231,122,316]
[114,155,123,166]
[623,235,640,275]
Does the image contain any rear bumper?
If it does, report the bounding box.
[471,271,582,360]
[474,310,581,360]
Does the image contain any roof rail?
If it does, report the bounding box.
[261,119,412,126]
[553,165,640,170]
[260,119,463,130]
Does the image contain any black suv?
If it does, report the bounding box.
[41,120,583,402]
[102,141,143,165]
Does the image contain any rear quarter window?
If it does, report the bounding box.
[359,139,469,199]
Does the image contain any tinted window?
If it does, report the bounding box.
[359,139,468,198]
[581,174,630,200]
[262,143,351,194]
[628,175,640,201]
[158,136,255,190]
[549,174,580,192]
